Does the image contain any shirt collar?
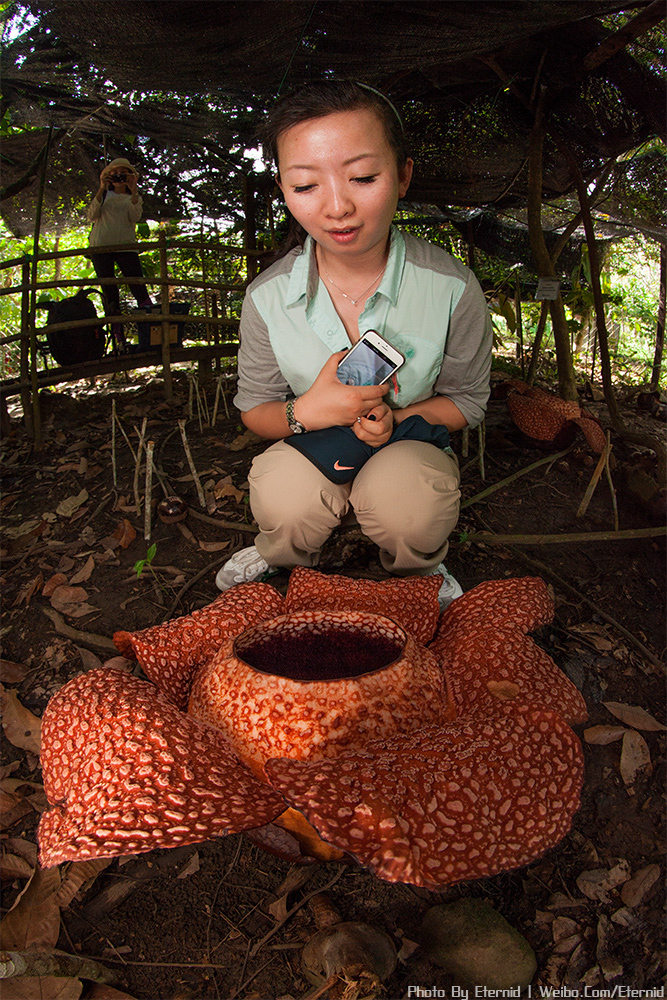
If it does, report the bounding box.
[285,226,406,308]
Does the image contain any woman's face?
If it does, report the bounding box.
[277,108,413,264]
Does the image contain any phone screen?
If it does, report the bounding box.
[336,339,399,386]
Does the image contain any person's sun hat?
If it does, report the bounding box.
[105,157,137,174]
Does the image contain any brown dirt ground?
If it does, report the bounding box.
[1,366,665,1000]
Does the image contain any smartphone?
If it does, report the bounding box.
[336,330,405,387]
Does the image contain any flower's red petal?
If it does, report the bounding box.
[113,582,285,708]
[266,704,583,889]
[38,668,286,868]
[431,579,587,725]
[285,566,441,643]
[434,577,553,634]
[572,415,606,453]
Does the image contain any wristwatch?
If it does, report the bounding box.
[285,398,307,434]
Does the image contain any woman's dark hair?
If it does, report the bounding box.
[263,80,408,257]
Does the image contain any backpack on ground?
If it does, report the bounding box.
[39,289,107,366]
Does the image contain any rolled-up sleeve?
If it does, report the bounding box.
[433,271,493,428]
[233,291,291,412]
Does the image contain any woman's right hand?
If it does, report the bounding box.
[295,351,389,431]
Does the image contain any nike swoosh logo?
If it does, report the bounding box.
[334,460,356,471]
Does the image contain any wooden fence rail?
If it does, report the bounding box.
[0,234,263,443]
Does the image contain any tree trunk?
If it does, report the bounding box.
[526,300,549,385]
[568,154,624,427]
[527,120,578,400]
[651,241,666,391]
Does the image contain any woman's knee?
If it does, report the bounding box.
[249,442,349,525]
[351,441,460,539]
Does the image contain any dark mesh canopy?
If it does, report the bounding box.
[1,0,664,261]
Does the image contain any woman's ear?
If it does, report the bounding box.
[398,158,414,199]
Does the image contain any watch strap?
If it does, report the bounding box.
[285,398,306,434]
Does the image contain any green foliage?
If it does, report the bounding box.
[134,542,157,579]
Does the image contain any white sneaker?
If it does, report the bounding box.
[215,545,277,591]
[432,563,463,610]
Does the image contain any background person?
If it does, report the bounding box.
[216,81,493,608]
[87,157,153,350]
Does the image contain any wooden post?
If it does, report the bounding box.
[527,115,578,401]
[514,280,524,379]
[28,126,54,448]
[243,172,257,283]
[567,152,623,428]
[158,231,173,401]
[651,242,665,391]
[19,259,34,437]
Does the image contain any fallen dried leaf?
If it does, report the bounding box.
[57,858,113,908]
[56,490,89,517]
[49,586,97,619]
[596,914,623,982]
[0,685,42,754]
[3,837,38,866]
[603,701,666,732]
[0,865,61,950]
[42,573,69,597]
[12,574,44,608]
[0,787,34,829]
[113,518,137,550]
[199,540,231,553]
[576,863,630,902]
[0,660,28,684]
[69,555,95,585]
[3,519,42,540]
[229,427,261,451]
[619,730,651,789]
[569,623,614,651]
[176,851,200,880]
[76,647,103,672]
[584,725,628,745]
[101,655,135,671]
[0,852,34,880]
[620,864,661,907]
[0,977,83,1000]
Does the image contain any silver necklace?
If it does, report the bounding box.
[322,263,385,306]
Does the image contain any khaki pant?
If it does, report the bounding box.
[248,439,461,575]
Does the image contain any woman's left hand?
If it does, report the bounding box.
[127,173,138,193]
[353,402,394,446]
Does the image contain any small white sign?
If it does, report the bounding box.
[536,278,561,301]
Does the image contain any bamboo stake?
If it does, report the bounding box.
[134,419,169,498]
[111,399,117,487]
[114,412,137,463]
[604,431,619,531]
[193,377,204,433]
[201,383,211,426]
[211,377,222,426]
[477,420,486,480]
[461,426,469,459]
[144,440,154,540]
[178,419,206,508]
[132,418,147,514]
[577,437,612,518]
[188,377,194,420]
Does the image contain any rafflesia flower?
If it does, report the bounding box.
[38,568,587,889]
[507,379,606,453]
